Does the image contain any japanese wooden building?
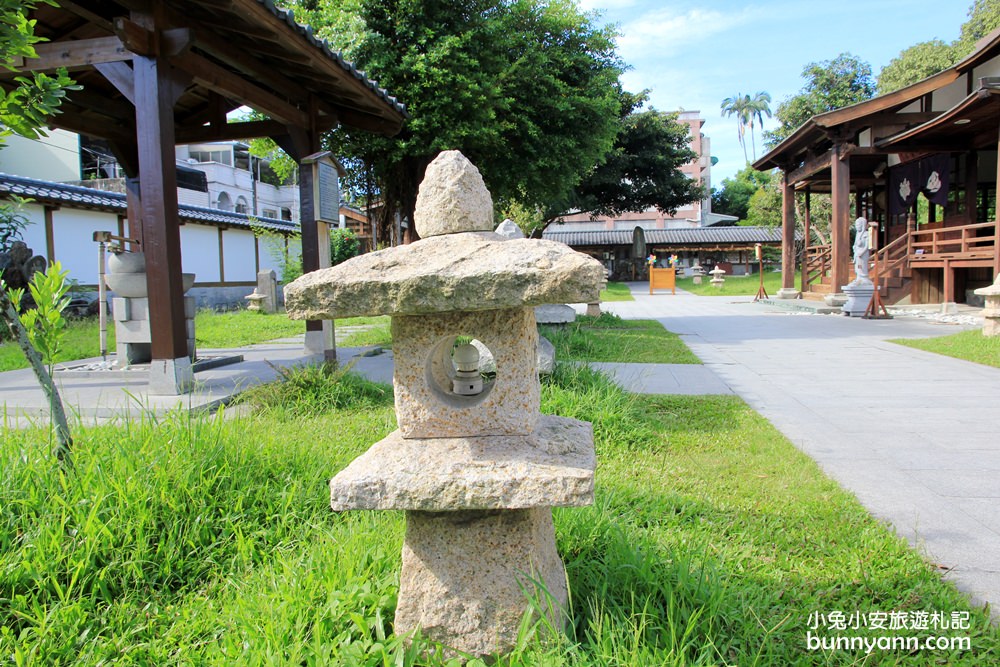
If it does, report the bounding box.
[754,27,1000,306]
[5,1,406,393]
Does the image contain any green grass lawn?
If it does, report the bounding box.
[890,328,1000,369]
[677,271,787,297]
[541,313,700,364]
[599,281,634,302]
[2,364,995,664]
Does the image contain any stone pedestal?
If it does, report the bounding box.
[586,302,601,317]
[257,269,278,313]
[841,281,874,317]
[396,508,567,656]
[824,292,848,307]
[776,287,800,300]
[974,278,1000,337]
[113,295,195,364]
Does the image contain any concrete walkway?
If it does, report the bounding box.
[596,284,999,616]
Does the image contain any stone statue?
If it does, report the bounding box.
[852,217,871,283]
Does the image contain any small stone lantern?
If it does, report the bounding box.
[709,265,726,288]
[284,151,605,658]
[974,277,1000,336]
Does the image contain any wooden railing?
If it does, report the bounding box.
[910,220,996,261]
[803,244,831,291]
[875,232,909,279]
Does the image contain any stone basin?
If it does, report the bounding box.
[105,271,195,297]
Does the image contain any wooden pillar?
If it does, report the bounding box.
[132,15,192,393]
[830,143,851,292]
[994,129,1000,277]
[943,259,954,303]
[802,186,812,293]
[781,171,796,290]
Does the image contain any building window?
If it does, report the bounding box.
[217,191,233,211]
[235,196,249,215]
[281,207,292,221]
[189,149,232,166]
[262,208,278,219]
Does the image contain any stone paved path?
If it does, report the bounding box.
[593,285,999,617]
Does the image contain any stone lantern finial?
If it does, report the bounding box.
[413,150,494,238]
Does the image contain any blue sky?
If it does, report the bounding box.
[577,0,973,185]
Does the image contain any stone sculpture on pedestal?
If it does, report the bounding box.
[284,150,606,658]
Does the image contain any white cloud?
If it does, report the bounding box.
[616,6,756,62]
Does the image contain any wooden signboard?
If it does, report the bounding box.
[303,151,347,225]
[649,267,676,295]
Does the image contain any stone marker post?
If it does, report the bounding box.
[285,151,605,658]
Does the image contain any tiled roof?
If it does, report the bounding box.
[543,227,798,247]
[258,0,407,117]
[0,173,298,233]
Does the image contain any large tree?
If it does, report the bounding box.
[711,165,774,221]
[764,53,875,147]
[542,89,702,228]
[877,40,957,94]
[288,0,624,240]
[956,0,1000,55]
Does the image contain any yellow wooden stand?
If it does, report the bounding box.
[649,267,676,295]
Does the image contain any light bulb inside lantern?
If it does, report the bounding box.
[453,343,480,373]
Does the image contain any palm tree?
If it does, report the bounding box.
[721,94,751,163]
[745,91,772,161]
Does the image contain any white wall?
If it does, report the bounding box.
[180,224,220,282]
[0,130,80,182]
[932,77,969,112]
[222,228,257,282]
[52,209,115,281]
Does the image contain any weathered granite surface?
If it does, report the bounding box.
[414,150,494,238]
[284,232,606,319]
[395,508,568,657]
[329,414,595,511]
[392,308,539,438]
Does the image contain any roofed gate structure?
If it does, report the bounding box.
[755,28,1000,306]
[4,1,406,393]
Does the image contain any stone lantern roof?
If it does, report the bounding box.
[284,151,606,319]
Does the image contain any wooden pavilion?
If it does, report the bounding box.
[754,28,1000,306]
[5,1,406,393]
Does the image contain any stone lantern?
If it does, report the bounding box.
[709,265,726,288]
[284,151,605,658]
[974,277,1000,336]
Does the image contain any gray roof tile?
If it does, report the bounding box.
[0,173,298,233]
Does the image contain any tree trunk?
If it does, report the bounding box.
[0,287,73,465]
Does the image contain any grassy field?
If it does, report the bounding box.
[600,282,634,302]
[2,364,995,664]
[542,313,700,364]
[676,271,787,297]
[0,311,386,371]
[890,328,1000,369]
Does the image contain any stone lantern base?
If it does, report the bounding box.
[396,508,567,656]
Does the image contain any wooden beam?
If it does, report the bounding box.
[95,61,135,104]
[57,1,116,32]
[176,116,337,144]
[171,51,309,127]
[787,148,834,184]
[19,36,132,72]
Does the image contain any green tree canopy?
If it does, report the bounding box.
[711,165,775,221]
[544,89,702,225]
[876,40,957,94]
[764,53,875,148]
[877,1,1000,94]
[289,0,624,239]
[956,0,1000,55]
